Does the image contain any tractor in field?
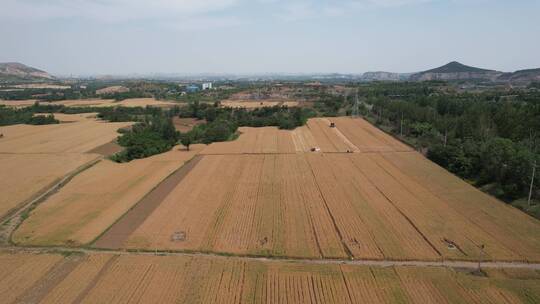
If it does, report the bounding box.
[329,122,336,128]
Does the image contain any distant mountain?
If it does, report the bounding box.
[0,62,54,81]
[497,68,540,84]
[410,61,502,81]
[360,71,403,81]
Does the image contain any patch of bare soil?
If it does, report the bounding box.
[87,141,123,156]
[173,117,205,132]
[93,156,203,249]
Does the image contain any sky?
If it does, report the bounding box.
[1,0,539,76]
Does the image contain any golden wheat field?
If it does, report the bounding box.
[0,153,99,219]
[84,118,540,263]
[0,114,132,219]
[0,99,38,108]
[221,99,300,109]
[3,115,540,304]
[1,252,539,304]
[13,145,203,246]
[0,119,132,154]
[0,97,178,108]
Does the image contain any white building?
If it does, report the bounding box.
[202,82,213,90]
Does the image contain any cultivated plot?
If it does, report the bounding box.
[201,127,297,155]
[201,118,410,154]
[1,252,539,304]
[0,114,132,220]
[95,118,540,263]
[0,153,99,219]
[13,145,202,246]
[0,119,132,153]
[0,98,178,108]
[221,99,299,109]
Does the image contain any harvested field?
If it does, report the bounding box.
[201,118,409,154]
[0,97,178,108]
[93,98,178,108]
[13,84,71,90]
[0,117,132,153]
[94,155,204,249]
[93,117,540,263]
[118,154,348,258]
[116,153,440,260]
[33,112,99,123]
[0,153,100,219]
[201,127,297,155]
[0,113,132,220]
[330,117,412,152]
[95,85,129,95]
[0,99,113,108]
[0,99,38,108]
[53,112,99,122]
[13,145,202,246]
[0,253,63,304]
[221,99,299,109]
[86,140,123,156]
[1,252,539,303]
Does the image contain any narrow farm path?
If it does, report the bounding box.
[0,157,103,245]
[2,245,540,271]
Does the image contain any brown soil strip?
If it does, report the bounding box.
[86,140,123,156]
[173,117,206,132]
[93,155,204,249]
[14,255,83,304]
[71,255,119,304]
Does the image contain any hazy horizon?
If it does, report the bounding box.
[2,0,539,75]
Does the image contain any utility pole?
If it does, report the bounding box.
[528,160,537,207]
[477,244,485,273]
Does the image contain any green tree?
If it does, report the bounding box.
[180,132,193,151]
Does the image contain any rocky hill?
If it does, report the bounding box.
[360,71,403,81]
[410,61,502,81]
[0,62,54,81]
[497,68,540,84]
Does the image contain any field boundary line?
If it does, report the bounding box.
[3,246,540,270]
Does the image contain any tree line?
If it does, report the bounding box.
[354,82,540,218]
[176,101,313,150]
